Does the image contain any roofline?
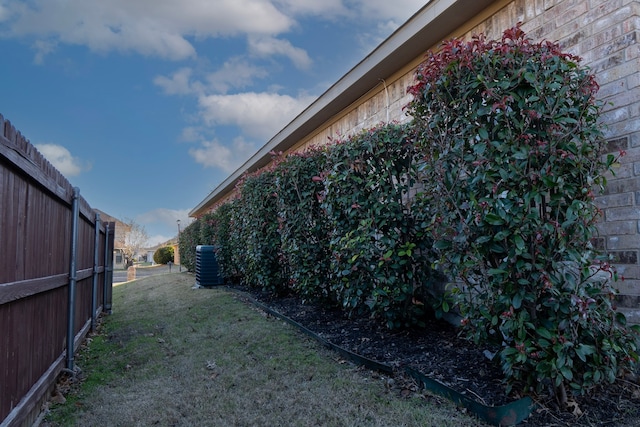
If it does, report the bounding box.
[189,0,497,217]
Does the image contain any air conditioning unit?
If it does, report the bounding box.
[195,245,224,287]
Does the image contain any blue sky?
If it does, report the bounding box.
[0,0,428,246]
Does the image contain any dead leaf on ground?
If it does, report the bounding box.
[567,400,583,416]
[50,392,66,405]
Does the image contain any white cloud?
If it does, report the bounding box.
[136,208,193,229]
[1,0,293,61]
[273,0,425,22]
[35,143,91,177]
[198,91,315,140]
[179,126,203,143]
[248,36,312,69]
[1,0,427,63]
[205,57,269,94]
[1,0,428,63]
[135,208,194,247]
[146,234,174,247]
[0,4,8,22]
[155,58,270,97]
[32,39,57,64]
[352,0,427,22]
[189,136,258,172]
[344,0,428,55]
[274,0,346,17]
[153,67,200,95]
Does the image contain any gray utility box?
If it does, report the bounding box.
[195,245,224,287]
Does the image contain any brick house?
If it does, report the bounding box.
[94,209,130,269]
[190,0,640,322]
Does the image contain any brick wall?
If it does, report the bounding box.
[289,0,640,321]
[454,0,640,322]
[516,0,640,322]
[294,74,415,152]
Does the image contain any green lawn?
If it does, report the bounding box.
[44,273,486,426]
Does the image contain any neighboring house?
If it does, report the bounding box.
[189,0,640,322]
[94,209,130,270]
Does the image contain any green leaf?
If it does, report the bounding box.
[484,213,505,225]
[575,344,596,362]
[513,150,528,160]
[494,230,510,241]
[512,293,523,309]
[523,72,536,83]
[434,239,452,250]
[538,338,551,348]
[474,142,487,155]
[475,235,492,244]
[557,353,566,369]
[555,375,563,387]
[536,327,552,340]
[560,366,573,381]
[514,235,525,251]
[442,300,450,313]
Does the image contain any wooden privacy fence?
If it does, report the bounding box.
[0,114,115,427]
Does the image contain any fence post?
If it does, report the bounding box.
[66,187,80,371]
[103,222,114,314]
[91,212,101,331]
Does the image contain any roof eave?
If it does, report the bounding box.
[189,0,497,218]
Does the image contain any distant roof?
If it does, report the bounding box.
[189,0,497,218]
[93,209,124,225]
[94,209,129,245]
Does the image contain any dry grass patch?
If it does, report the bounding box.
[44,273,486,426]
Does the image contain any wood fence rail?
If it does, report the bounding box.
[0,113,114,426]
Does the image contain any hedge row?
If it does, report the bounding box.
[180,26,639,400]
[181,123,441,328]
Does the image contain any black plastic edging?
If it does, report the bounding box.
[216,285,534,426]
[405,366,534,426]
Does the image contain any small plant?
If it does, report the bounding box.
[406,25,639,400]
[153,246,174,265]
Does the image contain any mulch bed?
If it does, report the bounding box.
[230,285,640,426]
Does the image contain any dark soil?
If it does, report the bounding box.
[230,285,640,427]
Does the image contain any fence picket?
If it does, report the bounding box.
[0,115,114,426]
